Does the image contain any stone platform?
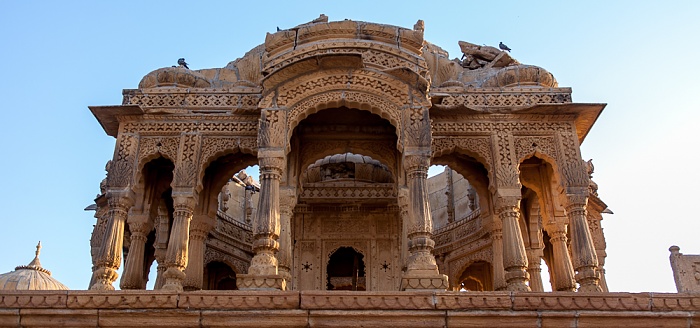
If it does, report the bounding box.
[0,290,698,327]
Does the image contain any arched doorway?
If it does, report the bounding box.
[327,247,366,291]
[203,261,237,290]
[458,261,492,291]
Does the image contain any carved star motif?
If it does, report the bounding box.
[302,262,313,272]
[381,261,390,272]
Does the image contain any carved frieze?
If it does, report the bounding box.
[123,89,261,113]
[432,88,572,110]
[300,185,397,200]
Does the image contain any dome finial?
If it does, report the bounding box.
[35,241,41,258]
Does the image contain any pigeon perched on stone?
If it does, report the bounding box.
[277,26,282,32]
[177,58,189,69]
[499,42,511,52]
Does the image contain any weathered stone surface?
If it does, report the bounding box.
[179,291,299,309]
[436,291,512,310]
[512,292,651,311]
[0,291,67,308]
[301,291,436,310]
[20,309,98,327]
[201,309,308,327]
[447,311,539,327]
[98,309,200,327]
[0,309,19,327]
[308,310,445,328]
[576,311,692,328]
[67,290,178,309]
[651,292,700,311]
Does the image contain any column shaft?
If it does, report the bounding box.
[90,191,133,290]
[161,194,196,291]
[526,249,544,292]
[567,193,602,292]
[491,227,506,291]
[120,221,151,289]
[499,200,531,291]
[400,153,448,290]
[237,154,286,290]
[546,225,576,291]
[183,218,212,291]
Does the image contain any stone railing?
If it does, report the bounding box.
[433,209,483,253]
[215,210,253,245]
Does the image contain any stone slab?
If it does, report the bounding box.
[0,309,19,327]
[308,310,445,328]
[20,309,97,327]
[201,309,308,327]
[447,310,539,327]
[98,309,200,327]
[577,311,692,328]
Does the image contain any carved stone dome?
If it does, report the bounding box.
[0,242,69,290]
[138,66,211,89]
[304,153,393,183]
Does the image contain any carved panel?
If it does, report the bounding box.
[431,136,492,168]
[514,136,557,163]
[137,136,179,164]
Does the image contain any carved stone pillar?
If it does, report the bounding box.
[526,248,544,292]
[597,250,609,292]
[161,193,197,292]
[566,192,602,292]
[277,187,297,285]
[496,192,530,291]
[237,152,287,290]
[544,223,576,291]
[90,190,134,290]
[400,151,448,290]
[153,204,170,290]
[183,216,214,291]
[120,220,152,289]
[491,220,506,291]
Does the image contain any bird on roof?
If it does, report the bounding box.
[499,42,511,52]
[177,58,189,69]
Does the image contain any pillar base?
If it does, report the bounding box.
[237,274,287,290]
[400,273,448,291]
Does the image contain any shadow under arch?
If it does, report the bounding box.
[457,261,493,291]
[432,153,491,216]
[196,152,259,216]
[326,246,366,291]
[291,107,400,187]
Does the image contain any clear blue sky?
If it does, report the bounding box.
[0,1,698,292]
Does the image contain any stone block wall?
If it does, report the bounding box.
[1,290,698,327]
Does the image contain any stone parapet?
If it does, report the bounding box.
[1,290,699,327]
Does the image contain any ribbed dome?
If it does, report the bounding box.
[0,242,69,290]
